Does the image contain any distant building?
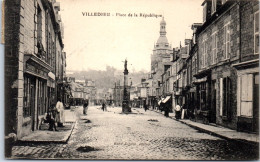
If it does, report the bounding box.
[150,17,173,108]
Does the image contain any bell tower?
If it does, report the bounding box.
[160,17,166,36]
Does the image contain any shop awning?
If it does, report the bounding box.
[158,98,164,105]
[48,72,55,80]
[162,96,171,103]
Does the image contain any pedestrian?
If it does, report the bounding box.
[83,100,89,115]
[175,104,181,120]
[102,103,105,111]
[104,102,107,111]
[44,105,58,131]
[144,102,148,112]
[164,104,169,117]
[56,98,65,127]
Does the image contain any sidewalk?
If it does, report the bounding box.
[150,108,259,145]
[18,109,77,144]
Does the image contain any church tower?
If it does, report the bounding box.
[151,17,172,72]
[150,17,173,94]
[160,17,166,36]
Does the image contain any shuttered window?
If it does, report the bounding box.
[212,0,217,14]
[203,3,207,23]
[212,31,218,64]
[241,74,253,117]
[224,22,231,60]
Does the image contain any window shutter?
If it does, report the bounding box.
[241,75,249,101]
[228,77,232,119]
[220,78,223,116]
[247,74,253,101]
[216,35,218,62]
[228,42,231,56]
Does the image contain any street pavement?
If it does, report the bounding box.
[11,106,259,160]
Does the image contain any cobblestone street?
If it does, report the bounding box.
[11,106,259,160]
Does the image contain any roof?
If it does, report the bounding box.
[156,36,169,45]
[160,17,166,24]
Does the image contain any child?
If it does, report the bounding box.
[45,105,58,131]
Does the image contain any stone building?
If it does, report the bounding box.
[233,1,259,132]
[113,80,126,107]
[195,0,242,128]
[150,17,173,107]
[194,0,259,131]
[4,0,65,139]
[85,80,96,106]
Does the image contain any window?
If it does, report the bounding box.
[202,39,207,68]
[224,22,231,60]
[212,0,217,14]
[254,11,259,54]
[220,77,232,118]
[211,31,218,64]
[37,5,42,43]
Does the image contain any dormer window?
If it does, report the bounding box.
[211,0,217,14]
[222,0,228,4]
[203,3,207,23]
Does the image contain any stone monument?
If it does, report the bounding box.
[122,59,131,113]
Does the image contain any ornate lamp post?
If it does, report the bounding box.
[122,59,131,113]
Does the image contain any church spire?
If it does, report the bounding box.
[160,17,166,36]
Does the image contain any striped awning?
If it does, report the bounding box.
[162,96,171,103]
[158,98,164,105]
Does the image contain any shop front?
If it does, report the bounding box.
[22,55,53,136]
[234,60,259,133]
[194,69,211,124]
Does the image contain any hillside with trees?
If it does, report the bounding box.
[66,66,148,89]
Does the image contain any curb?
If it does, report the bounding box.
[150,109,259,146]
[16,121,77,145]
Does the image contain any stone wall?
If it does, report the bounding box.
[4,0,21,136]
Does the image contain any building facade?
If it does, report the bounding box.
[4,0,65,139]
[147,0,259,133]
[233,1,259,132]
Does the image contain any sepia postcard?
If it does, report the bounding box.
[2,0,260,160]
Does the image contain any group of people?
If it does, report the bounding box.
[44,99,65,131]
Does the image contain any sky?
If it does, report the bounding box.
[57,0,203,72]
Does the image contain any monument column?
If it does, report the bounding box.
[122,59,131,113]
